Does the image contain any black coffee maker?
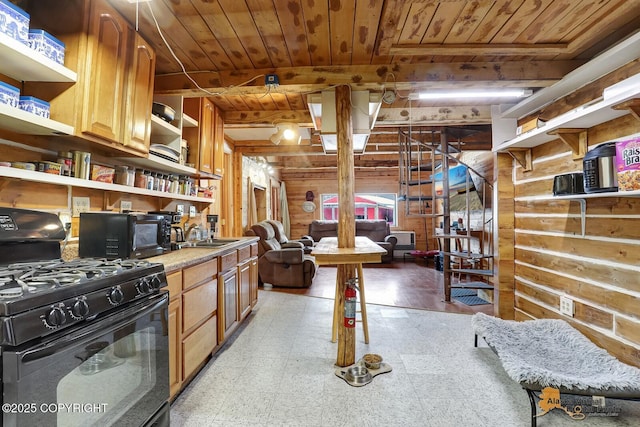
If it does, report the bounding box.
[149,211,184,246]
[206,215,219,239]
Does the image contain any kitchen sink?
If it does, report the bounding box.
[182,239,239,248]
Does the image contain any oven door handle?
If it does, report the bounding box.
[20,293,168,363]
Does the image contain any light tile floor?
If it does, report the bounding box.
[170,290,640,426]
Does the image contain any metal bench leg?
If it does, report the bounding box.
[525,388,537,427]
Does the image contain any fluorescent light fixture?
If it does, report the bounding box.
[270,123,301,145]
[307,89,382,154]
[410,89,532,100]
[127,0,152,3]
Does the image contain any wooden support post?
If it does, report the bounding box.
[335,84,356,367]
[440,128,452,302]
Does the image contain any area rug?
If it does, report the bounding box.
[451,288,490,306]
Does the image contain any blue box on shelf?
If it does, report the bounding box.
[28,29,65,65]
[18,96,50,119]
[0,0,30,44]
[0,81,20,108]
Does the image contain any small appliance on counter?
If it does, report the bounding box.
[583,141,618,193]
[79,212,171,259]
[553,172,585,196]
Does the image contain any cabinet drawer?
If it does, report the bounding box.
[250,243,258,257]
[164,271,182,301]
[182,258,217,290]
[182,280,218,334]
[219,251,237,273]
[182,314,217,380]
[237,245,251,263]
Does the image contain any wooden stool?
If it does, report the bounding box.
[331,263,368,344]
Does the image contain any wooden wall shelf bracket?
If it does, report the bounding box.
[547,128,587,159]
[612,98,640,122]
[506,148,532,171]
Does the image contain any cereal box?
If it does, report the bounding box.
[615,137,640,191]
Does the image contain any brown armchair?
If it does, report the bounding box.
[266,220,313,254]
[251,221,317,288]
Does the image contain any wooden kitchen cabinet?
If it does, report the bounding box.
[180,258,218,383]
[249,256,259,308]
[218,266,238,343]
[24,0,155,156]
[183,97,224,176]
[238,258,252,321]
[167,297,182,399]
[123,31,156,155]
[163,270,183,399]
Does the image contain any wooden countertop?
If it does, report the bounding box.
[147,236,258,272]
[311,236,386,265]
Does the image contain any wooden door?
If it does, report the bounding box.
[199,99,215,173]
[124,31,155,155]
[82,0,128,143]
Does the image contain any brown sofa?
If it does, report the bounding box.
[304,220,398,263]
[250,221,317,288]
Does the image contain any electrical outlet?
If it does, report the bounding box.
[559,295,574,317]
[189,206,196,218]
[72,197,90,217]
[121,201,132,212]
[176,205,184,215]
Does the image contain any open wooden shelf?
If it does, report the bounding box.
[0,166,214,203]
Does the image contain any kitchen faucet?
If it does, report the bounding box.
[184,223,200,243]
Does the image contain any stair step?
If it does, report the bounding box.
[451,282,494,290]
[397,195,433,202]
[450,268,495,276]
[441,251,493,259]
[401,179,433,186]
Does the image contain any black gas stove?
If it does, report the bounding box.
[0,257,166,346]
[0,207,170,427]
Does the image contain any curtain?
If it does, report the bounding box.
[247,178,257,230]
[280,182,291,237]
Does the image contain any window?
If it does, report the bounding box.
[320,193,397,226]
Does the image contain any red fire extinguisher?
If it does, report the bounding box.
[344,284,356,328]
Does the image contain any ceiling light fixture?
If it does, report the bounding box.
[270,123,301,145]
[409,89,532,100]
[307,89,382,154]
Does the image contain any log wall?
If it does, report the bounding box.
[504,61,640,367]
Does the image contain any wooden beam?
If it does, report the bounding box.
[152,61,585,96]
[390,43,570,56]
[223,110,312,126]
[376,106,492,126]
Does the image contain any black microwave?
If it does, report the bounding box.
[79,212,171,259]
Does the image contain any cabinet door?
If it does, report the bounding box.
[82,0,128,143]
[249,256,259,308]
[217,268,238,343]
[213,105,224,176]
[168,297,182,399]
[183,98,214,174]
[238,258,251,321]
[124,31,155,155]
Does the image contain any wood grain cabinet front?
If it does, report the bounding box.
[24,0,155,156]
[183,98,224,176]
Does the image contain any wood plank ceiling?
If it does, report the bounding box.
[110,0,640,170]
